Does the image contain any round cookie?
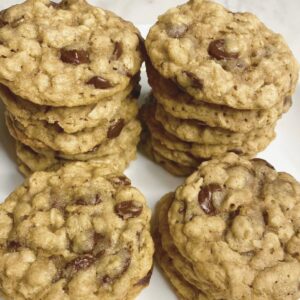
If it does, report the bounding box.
[168,153,300,299]
[16,119,141,175]
[146,0,299,109]
[155,103,279,145]
[142,104,276,159]
[6,98,138,155]
[140,135,194,177]
[147,62,292,133]
[0,163,154,299]
[156,193,208,299]
[0,78,141,134]
[0,0,143,107]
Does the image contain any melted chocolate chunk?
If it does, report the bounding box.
[101,249,131,284]
[115,201,143,220]
[112,42,123,60]
[208,39,239,60]
[263,210,269,225]
[93,233,110,257]
[198,184,222,215]
[252,158,275,170]
[87,76,114,89]
[167,24,188,38]
[67,254,95,271]
[230,149,244,155]
[75,194,102,206]
[53,121,64,133]
[228,207,240,226]
[110,176,131,186]
[184,71,204,89]
[135,268,153,286]
[60,49,89,65]
[7,240,21,252]
[107,119,125,139]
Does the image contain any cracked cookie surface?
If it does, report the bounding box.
[146,0,299,109]
[6,98,138,155]
[0,0,143,106]
[168,153,300,299]
[0,163,154,300]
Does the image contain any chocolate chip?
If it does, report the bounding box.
[7,240,21,252]
[93,233,110,257]
[135,268,153,286]
[75,194,102,206]
[208,39,239,60]
[183,71,204,89]
[87,76,114,89]
[67,254,95,271]
[115,201,143,220]
[228,207,240,226]
[60,49,89,65]
[110,176,131,186]
[107,119,125,139]
[101,249,131,284]
[112,42,123,60]
[263,210,269,225]
[75,198,85,205]
[198,184,222,215]
[230,149,244,155]
[53,121,64,133]
[130,84,142,99]
[252,158,275,170]
[167,24,188,38]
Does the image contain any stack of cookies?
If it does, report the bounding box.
[0,162,154,299]
[142,0,299,176]
[155,153,300,300]
[0,0,144,176]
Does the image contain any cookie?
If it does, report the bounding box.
[0,76,141,134]
[156,193,208,299]
[16,119,141,175]
[146,0,299,109]
[155,103,280,145]
[167,153,300,299]
[0,163,154,299]
[6,98,138,155]
[140,135,194,177]
[147,62,292,133]
[142,104,276,159]
[0,0,143,107]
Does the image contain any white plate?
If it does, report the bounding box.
[0,13,300,300]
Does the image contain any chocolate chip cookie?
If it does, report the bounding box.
[6,98,138,155]
[0,77,140,134]
[0,0,143,107]
[146,0,299,109]
[0,163,154,299]
[16,119,141,175]
[167,153,300,299]
[147,63,292,133]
